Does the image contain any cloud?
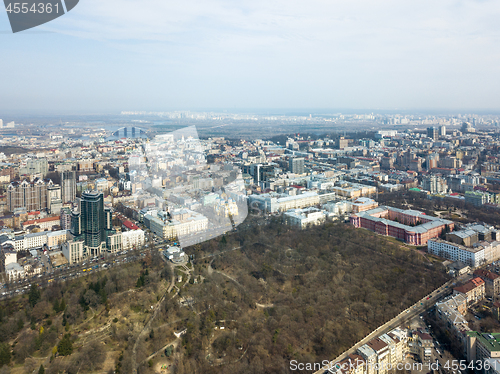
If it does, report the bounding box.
[42,0,500,73]
[2,0,500,110]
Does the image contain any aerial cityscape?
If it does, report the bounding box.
[2,0,500,373]
[0,114,499,374]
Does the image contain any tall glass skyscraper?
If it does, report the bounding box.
[70,190,115,256]
[81,190,106,249]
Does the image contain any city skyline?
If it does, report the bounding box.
[4,1,500,373]
[0,111,500,373]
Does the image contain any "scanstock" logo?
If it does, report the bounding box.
[3,0,78,33]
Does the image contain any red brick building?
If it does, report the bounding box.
[350,206,454,245]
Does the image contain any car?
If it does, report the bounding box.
[426,297,430,300]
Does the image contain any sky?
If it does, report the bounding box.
[1,0,500,113]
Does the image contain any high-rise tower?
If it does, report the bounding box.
[70,190,115,256]
[427,127,438,141]
[81,190,105,250]
[289,157,305,174]
[61,170,76,203]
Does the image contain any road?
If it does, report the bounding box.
[312,273,470,374]
[0,240,174,300]
[139,339,179,367]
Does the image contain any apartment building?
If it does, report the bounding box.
[332,182,377,199]
[248,191,320,213]
[343,330,407,374]
[368,338,391,374]
[493,302,500,321]
[60,208,72,230]
[19,158,48,177]
[378,332,406,367]
[329,354,366,374]
[428,239,500,268]
[284,207,326,229]
[122,229,145,250]
[446,229,479,247]
[407,330,434,361]
[435,294,470,346]
[122,220,140,231]
[77,159,94,171]
[144,210,208,240]
[357,334,407,374]
[357,344,377,374]
[1,248,16,272]
[289,157,305,174]
[14,232,47,252]
[5,262,25,281]
[13,229,68,252]
[22,216,61,231]
[467,331,500,362]
[454,277,486,305]
[46,183,62,214]
[94,178,109,192]
[62,239,84,265]
[106,232,123,254]
[473,269,500,298]
[421,175,448,194]
[351,197,379,213]
[7,178,48,212]
[47,230,69,249]
[465,191,498,207]
[61,170,76,203]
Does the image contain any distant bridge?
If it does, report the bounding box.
[111,127,147,138]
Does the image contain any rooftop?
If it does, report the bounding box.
[122,220,139,230]
[467,331,500,352]
[357,344,376,358]
[454,277,485,294]
[474,269,500,281]
[414,330,433,341]
[23,216,60,226]
[436,294,468,327]
[367,337,388,352]
[450,229,477,239]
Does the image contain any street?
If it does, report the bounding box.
[313,273,471,374]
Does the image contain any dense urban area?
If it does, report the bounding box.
[2,112,500,374]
